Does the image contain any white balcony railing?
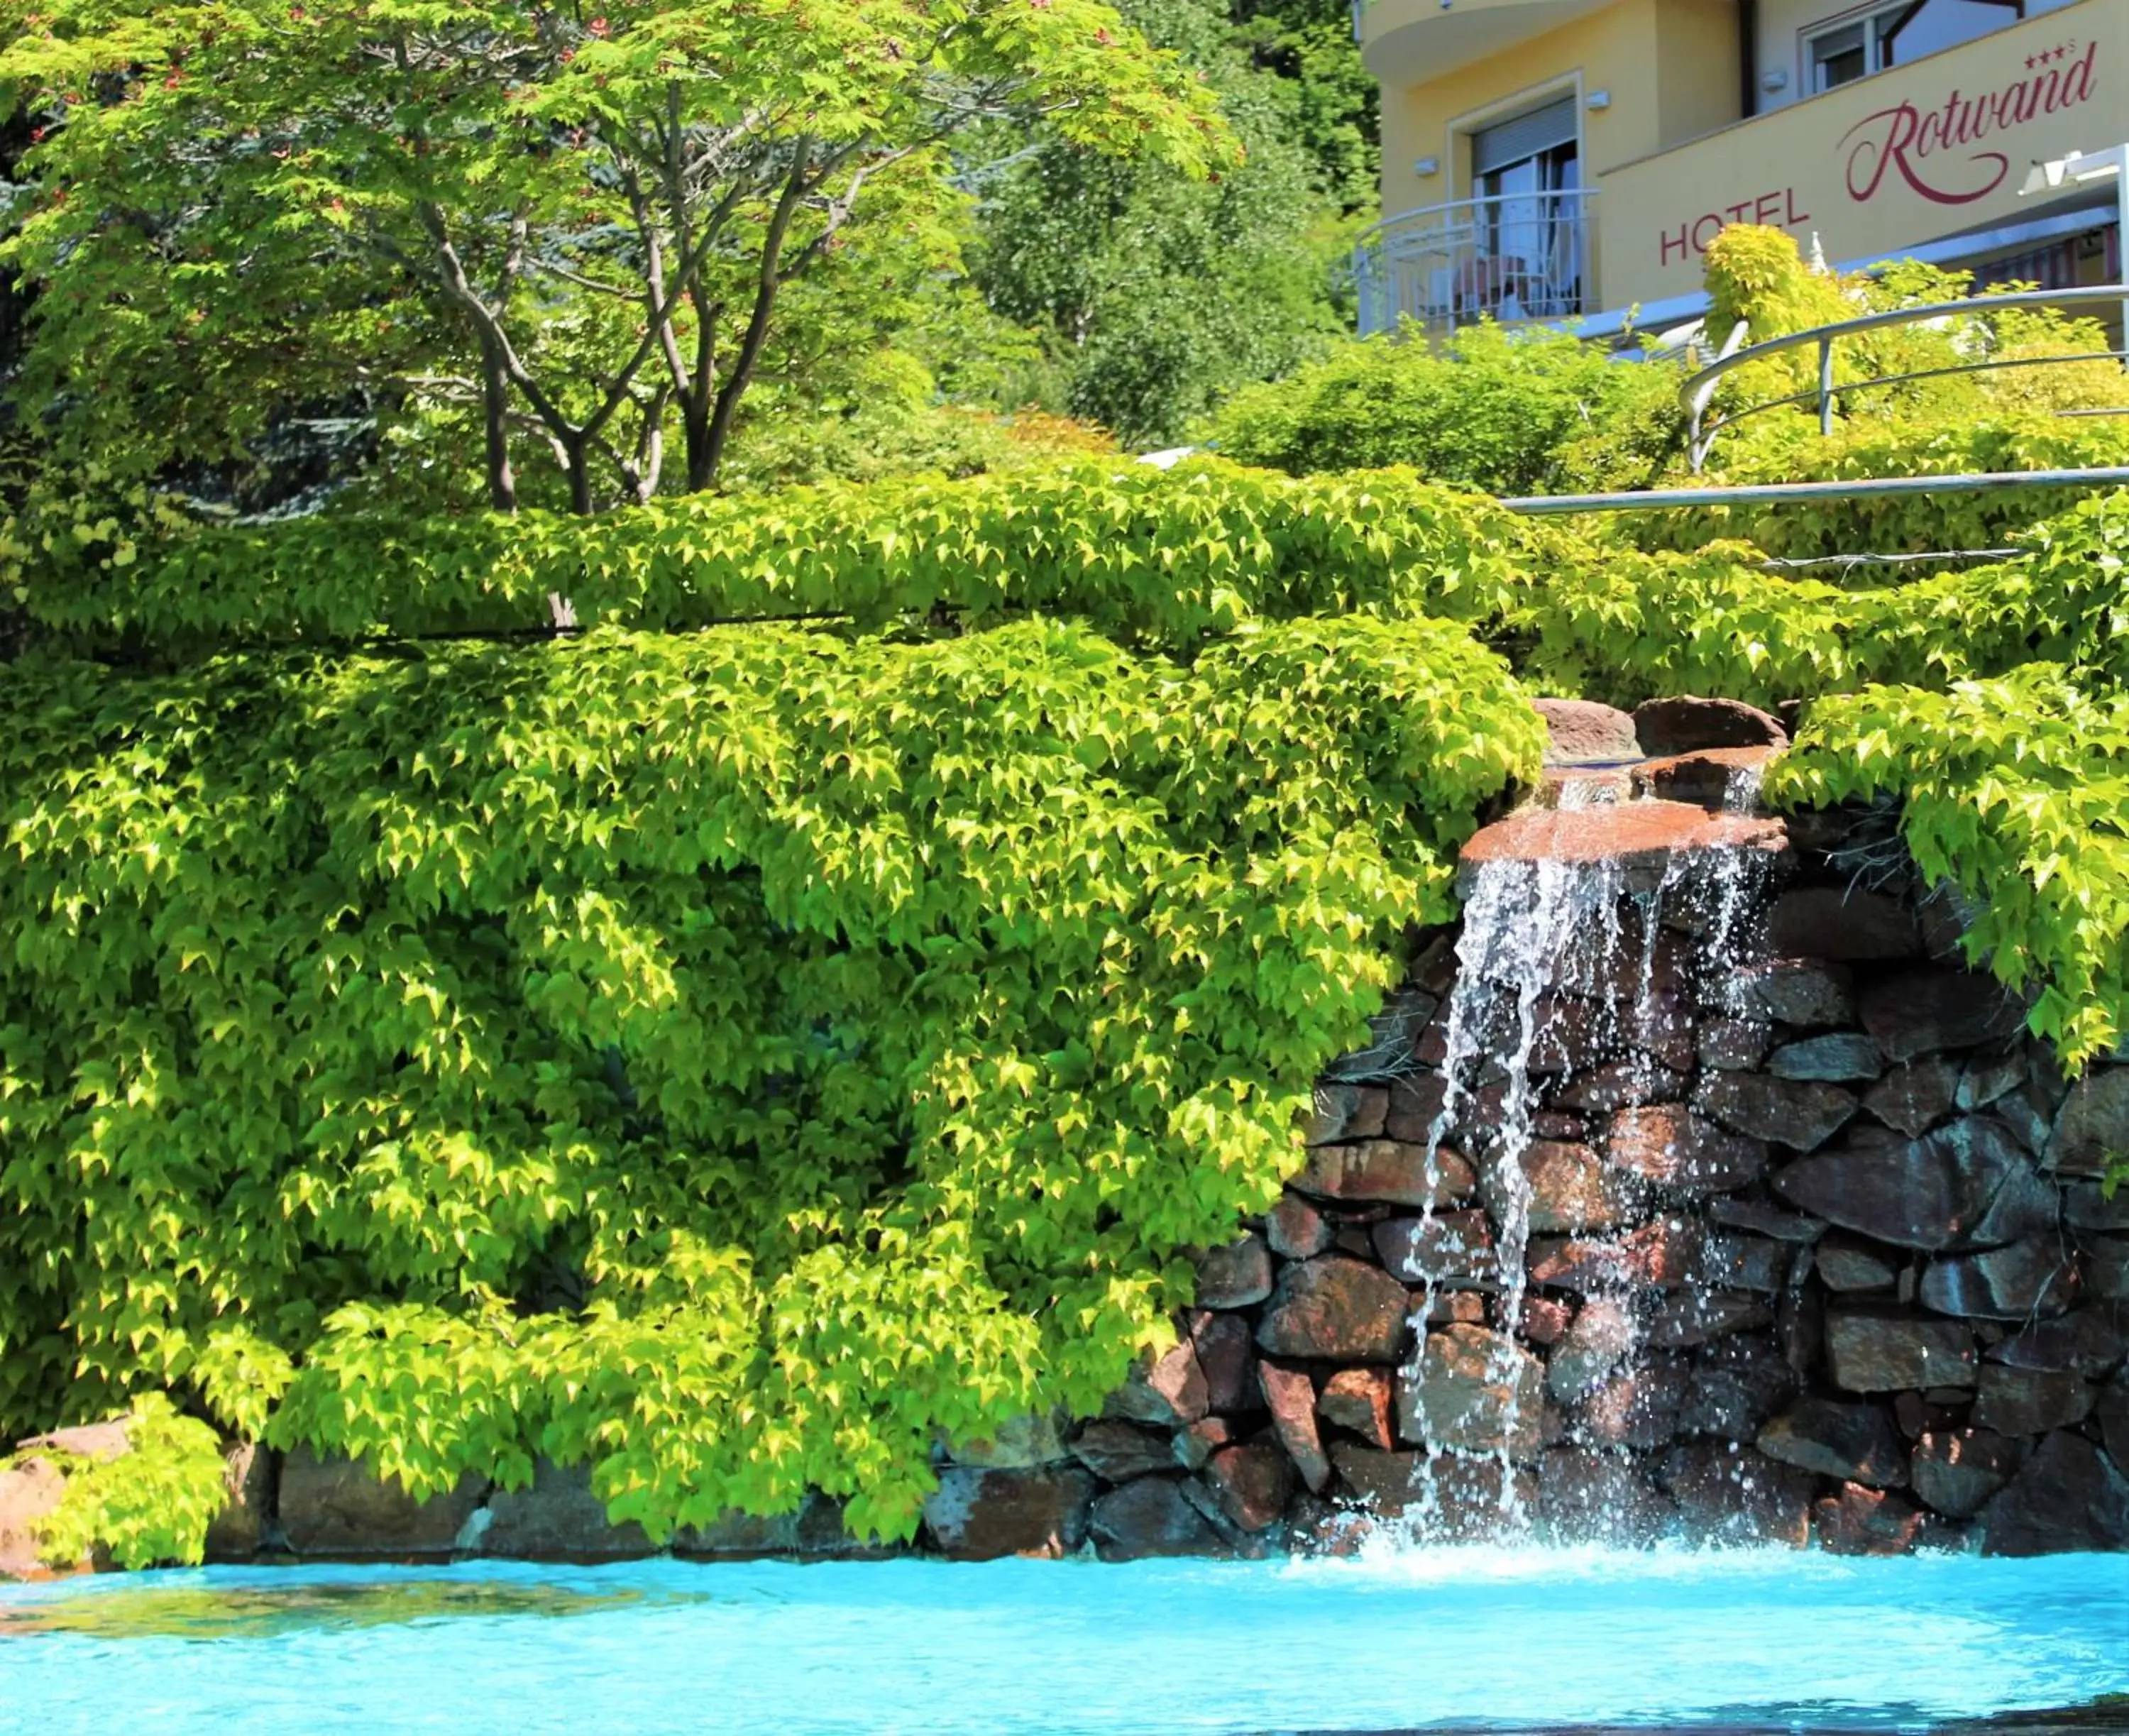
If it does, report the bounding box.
[1354,189,1596,338]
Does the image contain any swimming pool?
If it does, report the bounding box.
[1,1546,2125,1733]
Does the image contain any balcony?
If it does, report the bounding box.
[1355,189,1597,339]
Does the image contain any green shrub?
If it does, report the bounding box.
[26,1397,229,1570]
[0,614,1540,1540]
[1204,321,1686,495]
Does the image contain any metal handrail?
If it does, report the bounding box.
[1680,283,2129,471]
[1356,187,1600,247]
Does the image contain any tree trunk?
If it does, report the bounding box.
[479,335,517,512]
[561,434,594,516]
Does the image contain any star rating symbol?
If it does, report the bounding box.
[2025,41,2077,67]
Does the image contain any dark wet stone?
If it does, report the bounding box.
[1715,959,1856,1029]
[1920,1238,2081,1320]
[480,1460,654,1561]
[1572,1355,1690,1452]
[1824,1307,1976,1392]
[1089,1478,1226,1561]
[1202,1443,1294,1534]
[2051,1067,2129,1177]
[1697,1072,1858,1151]
[923,1467,1096,1561]
[1699,1018,1773,1071]
[1985,1309,2127,1378]
[1858,967,2025,1064]
[1756,1398,1908,1487]
[1813,1234,1901,1291]
[1680,1334,1798,1439]
[1645,1290,1774,1349]
[1189,1310,1259,1416]
[1769,1033,1883,1083]
[1372,1210,1494,1287]
[1606,1104,1768,1190]
[1301,1083,1388,1146]
[1815,1483,1930,1556]
[1771,1117,2040,1251]
[277,1450,489,1559]
[1971,1365,2096,1436]
[1265,1194,1333,1260]
[1194,1234,1272,1310]
[1104,1337,1209,1427]
[1657,1438,1812,1547]
[1537,1448,1674,1545]
[1910,1428,2022,1520]
[1259,1362,1331,1495]
[1070,1421,1183,1483]
[1767,887,1920,961]
[1979,1430,2129,1556]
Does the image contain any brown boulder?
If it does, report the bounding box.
[1824,1307,1976,1392]
[1859,967,2025,1063]
[1319,1368,1396,1449]
[1606,1104,1767,1191]
[1088,1477,1225,1561]
[1971,1365,2095,1436]
[1194,1234,1273,1310]
[16,1419,133,1463]
[1630,746,1780,809]
[1910,1429,2022,1520]
[1265,1194,1333,1260]
[1757,1399,1908,1487]
[1188,1310,1259,1415]
[1979,1430,2129,1556]
[1528,1216,1705,1295]
[277,1449,489,1558]
[1259,1362,1331,1494]
[1508,1141,1622,1235]
[1203,1443,1294,1533]
[1256,1258,1411,1363]
[1545,1295,1634,1402]
[2050,1067,2129,1176]
[1328,1444,1534,1539]
[0,1458,68,1579]
[1457,803,1787,893]
[1696,1072,1857,1151]
[1291,1139,1475,1209]
[1814,1483,1929,1556]
[1715,960,1856,1029]
[1104,1337,1210,1427]
[1861,1058,1961,1138]
[1920,1238,2079,1320]
[1372,1210,1494,1287]
[1768,1034,1883,1083]
[1535,696,1641,766]
[480,1459,654,1560]
[1302,1083,1388,1146]
[1767,888,1920,961]
[676,1494,872,1559]
[1634,695,1788,756]
[1396,1324,1545,1459]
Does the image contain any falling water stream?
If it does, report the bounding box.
[1404,771,1780,1542]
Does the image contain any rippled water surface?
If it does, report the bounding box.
[1,1546,2125,1733]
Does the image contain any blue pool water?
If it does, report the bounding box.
[1,1547,2125,1734]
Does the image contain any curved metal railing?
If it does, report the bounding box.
[1681,283,2129,471]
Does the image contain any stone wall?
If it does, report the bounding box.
[6,699,2127,1574]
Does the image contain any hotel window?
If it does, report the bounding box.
[1805,0,2023,92]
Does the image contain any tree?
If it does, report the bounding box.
[966,0,1347,446]
[0,0,1232,514]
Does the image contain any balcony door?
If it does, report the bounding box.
[1470,98,1582,318]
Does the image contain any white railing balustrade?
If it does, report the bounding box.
[1353,189,1596,339]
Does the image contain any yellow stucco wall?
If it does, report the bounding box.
[1602,0,2123,305]
[1368,0,2122,317]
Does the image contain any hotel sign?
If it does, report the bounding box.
[1605,6,2119,307]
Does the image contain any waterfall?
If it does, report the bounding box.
[1396,789,1778,1546]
